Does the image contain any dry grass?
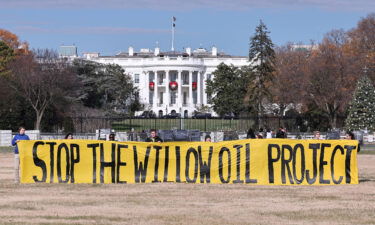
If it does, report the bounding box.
[0,152,374,225]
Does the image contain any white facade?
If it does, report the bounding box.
[87,47,249,117]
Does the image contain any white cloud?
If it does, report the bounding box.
[0,0,374,11]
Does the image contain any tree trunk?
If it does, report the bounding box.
[34,108,46,131]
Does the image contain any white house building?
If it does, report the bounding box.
[86,46,249,117]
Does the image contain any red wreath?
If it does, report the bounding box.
[192,82,197,90]
[149,82,155,90]
[169,81,178,90]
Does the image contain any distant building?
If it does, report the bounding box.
[290,44,318,51]
[82,52,100,59]
[85,46,250,117]
[58,45,78,59]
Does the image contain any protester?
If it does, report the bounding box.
[205,134,212,142]
[109,133,116,141]
[145,129,163,142]
[266,128,273,139]
[247,128,256,139]
[11,126,30,183]
[345,131,360,152]
[65,133,73,139]
[313,131,321,139]
[256,133,263,139]
[276,127,286,138]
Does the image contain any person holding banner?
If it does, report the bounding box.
[205,135,212,142]
[65,133,73,139]
[145,129,163,142]
[276,127,287,138]
[11,126,30,183]
[346,131,360,152]
[109,133,116,141]
[313,131,321,139]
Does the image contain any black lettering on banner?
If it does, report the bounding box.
[70,144,80,183]
[197,146,213,183]
[292,144,305,184]
[306,144,319,184]
[185,147,198,183]
[46,142,57,183]
[245,143,257,183]
[163,146,169,182]
[116,144,128,183]
[152,146,162,183]
[281,145,294,184]
[330,145,344,184]
[32,141,47,182]
[133,146,151,183]
[100,143,115,183]
[344,145,356,184]
[87,143,99,183]
[319,143,331,184]
[218,147,231,183]
[175,146,181,182]
[268,144,280,183]
[57,143,70,183]
[233,145,244,184]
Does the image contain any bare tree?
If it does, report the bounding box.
[7,50,78,130]
[272,43,309,116]
[305,30,357,128]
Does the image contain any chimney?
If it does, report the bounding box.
[128,46,134,56]
[154,47,160,56]
[186,47,191,56]
[212,46,217,56]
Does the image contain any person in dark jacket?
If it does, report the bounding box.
[11,126,30,183]
[345,131,360,152]
[276,127,286,138]
[247,128,256,139]
[145,129,163,142]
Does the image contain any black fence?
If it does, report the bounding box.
[60,116,346,133]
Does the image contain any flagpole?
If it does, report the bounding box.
[171,17,175,51]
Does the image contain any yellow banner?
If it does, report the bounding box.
[19,139,358,185]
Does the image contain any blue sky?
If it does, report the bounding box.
[1,0,373,56]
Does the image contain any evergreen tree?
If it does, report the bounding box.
[345,75,375,131]
[73,60,141,115]
[248,20,275,127]
[206,63,249,117]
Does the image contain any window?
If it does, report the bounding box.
[134,74,140,83]
[183,92,187,105]
[149,92,153,104]
[206,74,211,81]
[170,92,177,104]
[182,74,188,85]
[159,92,163,104]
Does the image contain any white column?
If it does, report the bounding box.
[189,70,193,105]
[146,71,150,105]
[177,70,182,107]
[203,73,207,105]
[153,71,158,107]
[165,70,170,107]
[197,71,201,105]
